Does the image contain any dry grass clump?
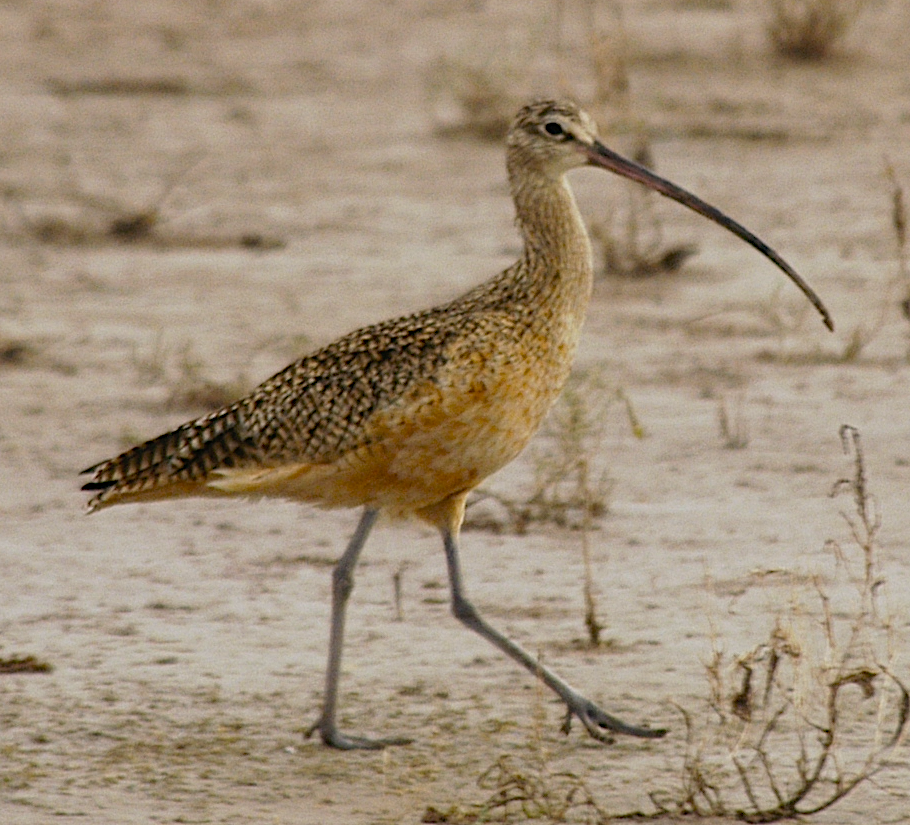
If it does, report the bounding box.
[888,163,908,286]
[574,0,699,279]
[1,153,284,250]
[757,162,907,366]
[131,334,248,413]
[648,425,907,821]
[1,153,199,245]
[465,368,631,647]
[591,206,698,278]
[0,654,53,674]
[425,58,522,142]
[423,4,548,142]
[886,161,910,348]
[425,0,699,277]
[423,678,610,824]
[717,394,750,450]
[765,0,871,60]
[525,370,616,531]
[424,754,608,823]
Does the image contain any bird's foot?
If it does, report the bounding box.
[561,696,667,743]
[305,718,412,750]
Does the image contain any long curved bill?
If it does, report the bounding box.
[584,140,833,331]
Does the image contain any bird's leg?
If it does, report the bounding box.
[441,527,666,742]
[306,507,412,750]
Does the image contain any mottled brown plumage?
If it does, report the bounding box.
[82,99,830,749]
[83,101,598,523]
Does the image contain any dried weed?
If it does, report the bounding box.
[717,394,750,450]
[1,153,284,250]
[425,670,610,824]
[446,427,906,821]
[130,334,248,413]
[648,425,908,821]
[765,0,871,60]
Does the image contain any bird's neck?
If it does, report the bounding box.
[509,171,594,329]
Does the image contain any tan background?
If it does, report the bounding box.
[1,1,909,822]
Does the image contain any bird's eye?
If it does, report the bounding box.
[543,121,567,138]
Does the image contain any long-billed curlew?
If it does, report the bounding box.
[82,99,832,749]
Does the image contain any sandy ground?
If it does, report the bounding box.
[2,1,910,823]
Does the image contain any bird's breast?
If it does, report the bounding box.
[361,314,580,505]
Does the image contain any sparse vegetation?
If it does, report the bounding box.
[5,0,909,819]
[2,153,199,244]
[570,0,700,279]
[465,368,629,647]
[888,161,909,287]
[426,58,522,142]
[0,655,53,674]
[756,160,910,366]
[579,522,604,648]
[424,676,611,824]
[646,425,907,821]
[471,753,607,823]
[765,0,871,60]
[130,334,248,413]
[717,394,750,450]
[1,153,285,250]
[886,160,910,350]
[526,371,615,531]
[0,337,40,368]
[444,426,907,821]
[592,217,699,278]
[393,561,410,622]
[425,0,699,277]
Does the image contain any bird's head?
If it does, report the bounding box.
[507,99,601,179]
[507,99,833,331]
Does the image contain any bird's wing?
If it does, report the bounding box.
[80,305,465,511]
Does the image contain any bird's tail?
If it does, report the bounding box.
[81,405,259,512]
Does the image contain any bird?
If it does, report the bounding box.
[81,98,832,750]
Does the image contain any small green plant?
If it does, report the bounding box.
[765,0,870,60]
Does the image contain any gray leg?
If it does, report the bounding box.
[441,527,666,742]
[306,507,411,749]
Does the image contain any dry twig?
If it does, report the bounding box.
[649,425,907,821]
